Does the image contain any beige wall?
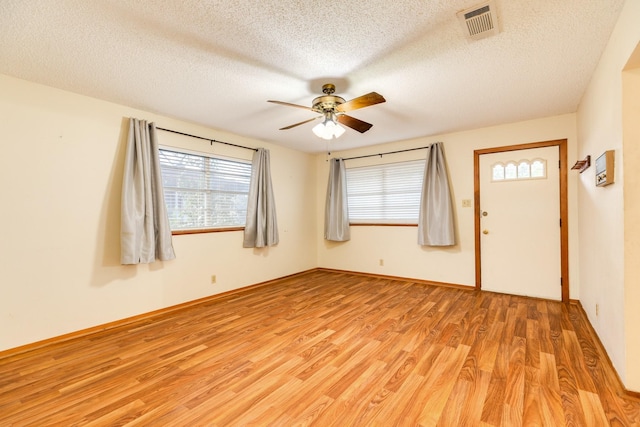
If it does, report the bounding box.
[0,74,317,352]
[576,0,640,392]
[316,114,579,293]
[623,59,640,392]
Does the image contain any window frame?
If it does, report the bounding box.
[158,145,252,235]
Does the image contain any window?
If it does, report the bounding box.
[346,160,425,224]
[158,148,252,231]
[531,159,545,178]
[491,158,547,182]
[492,163,505,180]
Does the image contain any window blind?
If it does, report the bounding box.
[346,159,425,224]
[159,148,252,230]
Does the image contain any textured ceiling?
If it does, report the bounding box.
[0,0,625,153]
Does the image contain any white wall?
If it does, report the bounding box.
[316,114,579,294]
[0,74,317,352]
[576,0,640,392]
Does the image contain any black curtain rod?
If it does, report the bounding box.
[156,127,258,152]
[342,145,432,161]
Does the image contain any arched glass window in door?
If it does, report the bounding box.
[531,159,546,178]
[491,158,547,182]
[518,161,530,178]
[492,163,505,180]
[505,162,518,180]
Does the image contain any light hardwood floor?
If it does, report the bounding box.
[1,269,639,426]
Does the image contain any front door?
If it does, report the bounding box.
[477,145,562,300]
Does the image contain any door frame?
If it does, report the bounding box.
[473,139,569,303]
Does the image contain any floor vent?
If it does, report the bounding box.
[457,1,499,41]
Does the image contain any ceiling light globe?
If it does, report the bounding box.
[312,122,327,139]
[312,117,346,140]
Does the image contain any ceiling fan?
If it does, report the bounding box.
[268,84,386,140]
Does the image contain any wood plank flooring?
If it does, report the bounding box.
[1,269,639,426]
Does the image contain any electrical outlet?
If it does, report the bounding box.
[462,199,472,208]
[211,275,216,284]
[379,259,384,266]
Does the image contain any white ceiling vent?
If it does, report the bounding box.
[457,1,499,41]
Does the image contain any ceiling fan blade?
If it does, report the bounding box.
[279,116,321,130]
[336,92,386,113]
[337,114,373,133]
[268,100,314,111]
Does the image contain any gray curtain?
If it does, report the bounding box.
[121,118,176,264]
[324,158,351,241]
[418,142,455,246]
[243,148,279,248]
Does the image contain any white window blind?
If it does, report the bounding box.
[346,159,425,224]
[158,148,252,231]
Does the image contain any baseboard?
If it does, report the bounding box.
[0,268,318,360]
[572,301,640,400]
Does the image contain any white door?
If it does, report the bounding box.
[479,146,561,300]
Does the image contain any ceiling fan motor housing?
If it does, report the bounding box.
[312,95,345,113]
[312,83,345,113]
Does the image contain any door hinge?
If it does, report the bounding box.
[559,218,562,227]
[560,277,563,287]
[559,160,561,168]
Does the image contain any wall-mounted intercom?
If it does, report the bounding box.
[595,150,615,187]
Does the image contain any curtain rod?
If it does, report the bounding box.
[156,127,258,152]
[342,145,432,161]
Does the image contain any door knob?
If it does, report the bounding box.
[482,211,488,217]
[483,229,489,235]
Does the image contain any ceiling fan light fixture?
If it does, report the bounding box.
[312,113,345,140]
[312,120,345,140]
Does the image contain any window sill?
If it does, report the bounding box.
[349,223,418,227]
[172,227,245,235]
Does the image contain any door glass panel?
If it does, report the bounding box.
[492,158,547,182]
[531,159,546,178]
[518,161,530,178]
[492,163,505,181]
